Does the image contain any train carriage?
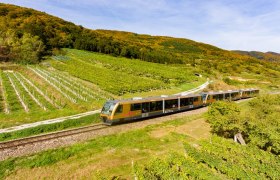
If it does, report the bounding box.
[100,94,204,125]
[202,90,241,105]
[100,89,259,125]
[240,88,259,99]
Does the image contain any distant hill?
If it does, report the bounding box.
[233,50,280,62]
[0,3,258,65]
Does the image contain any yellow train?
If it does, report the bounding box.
[100,89,259,125]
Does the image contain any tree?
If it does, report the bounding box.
[207,101,243,138]
[0,29,45,64]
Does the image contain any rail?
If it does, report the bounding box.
[0,123,107,150]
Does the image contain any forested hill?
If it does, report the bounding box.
[0,3,261,64]
[233,50,280,63]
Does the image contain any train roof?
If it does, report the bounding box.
[107,88,259,104]
[202,89,259,95]
[240,88,259,91]
[203,90,240,95]
[109,93,202,104]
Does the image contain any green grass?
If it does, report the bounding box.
[0,107,83,129]
[0,114,100,142]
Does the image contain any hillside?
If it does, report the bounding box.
[234,50,280,62]
[0,3,280,179]
[2,3,280,79]
[0,49,206,128]
[0,2,280,128]
[0,3,259,65]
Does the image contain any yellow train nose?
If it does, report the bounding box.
[100,114,111,123]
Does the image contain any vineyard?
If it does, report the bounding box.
[0,65,112,128]
[135,136,280,179]
[49,49,203,95]
[0,50,206,127]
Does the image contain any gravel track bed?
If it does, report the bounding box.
[0,107,207,161]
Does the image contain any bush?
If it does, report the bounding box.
[207,95,280,155]
[207,101,242,138]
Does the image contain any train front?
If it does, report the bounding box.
[100,101,117,125]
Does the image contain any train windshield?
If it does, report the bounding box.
[101,102,116,115]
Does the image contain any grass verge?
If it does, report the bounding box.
[0,114,100,142]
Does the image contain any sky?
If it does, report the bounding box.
[1,0,280,52]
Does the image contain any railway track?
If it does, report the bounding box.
[0,98,254,151]
[0,97,258,161]
[0,123,108,150]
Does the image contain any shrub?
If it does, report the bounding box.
[207,101,243,138]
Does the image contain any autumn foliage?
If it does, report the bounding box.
[0,3,263,65]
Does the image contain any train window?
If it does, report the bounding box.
[101,102,116,115]
[219,94,224,100]
[142,102,150,113]
[207,95,210,100]
[180,98,188,106]
[115,105,123,114]
[225,93,230,99]
[150,102,157,111]
[181,98,193,105]
[165,99,178,109]
[131,103,141,111]
[148,101,163,112]
[213,95,218,100]
[194,97,199,102]
[156,101,163,111]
